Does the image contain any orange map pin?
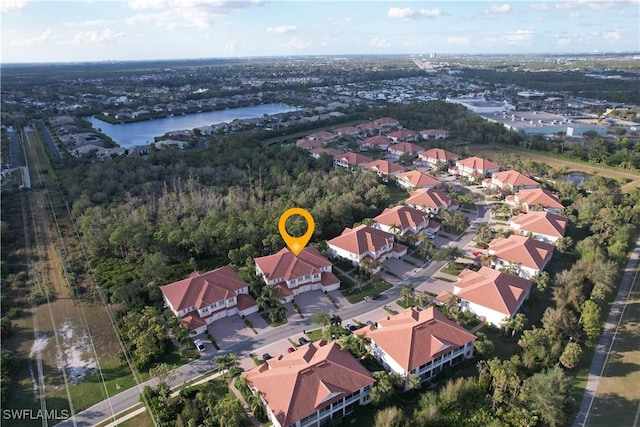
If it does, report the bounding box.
[278,208,315,256]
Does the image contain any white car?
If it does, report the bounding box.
[194,339,205,352]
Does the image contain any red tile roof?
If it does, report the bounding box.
[243,341,374,427]
[307,130,335,140]
[419,148,458,162]
[396,170,440,188]
[456,156,500,172]
[492,170,540,188]
[455,267,532,316]
[296,139,323,149]
[334,152,372,166]
[310,147,344,158]
[327,224,398,257]
[373,205,429,234]
[421,129,449,137]
[236,293,259,311]
[362,135,391,148]
[362,307,476,371]
[489,235,554,270]
[389,141,422,154]
[405,188,454,210]
[364,159,405,175]
[374,117,400,126]
[388,130,418,141]
[506,188,563,211]
[510,211,567,238]
[255,247,332,283]
[160,266,248,312]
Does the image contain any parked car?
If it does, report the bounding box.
[344,322,357,331]
[287,347,295,353]
[371,293,381,300]
[194,339,205,352]
[425,232,436,240]
[298,337,311,345]
[262,353,273,362]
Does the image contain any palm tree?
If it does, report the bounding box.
[407,373,422,393]
[400,284,415,306]
[330,314,342,327]
[312,311,330,328]
[510,313,527,338]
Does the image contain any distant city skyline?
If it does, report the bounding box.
[1,0,639,63]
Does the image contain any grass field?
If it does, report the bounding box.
[469,144,640,192]
[586,268,640,427]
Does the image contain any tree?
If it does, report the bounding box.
[330,314,342,327]
[374,406,408,427]
[581,300,603,343]
[532,271,550,292]
[257,286,279,310]
[211,395,245,427]
[247,393,266,422]
[474,332,495,358]
[149,362,181,388]
[434,245,464,262]
[400,285,415,306]
[524,366,572,427]
[510,313,527,338]
[370,371,395,406]
[555,236,574,253]
[559,341,582,369]
[407,373,422,393]
[312,311,331,328]
[214,353,239,378]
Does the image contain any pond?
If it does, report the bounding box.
[564,172,591,185]
[84,103,298,148]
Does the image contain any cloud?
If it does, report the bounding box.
[267,25,297,35]
[388,7,442,19]
[603,29,621,41]
[556,37,572,46]
[486,29,533,45]
[64,19,109,27]
[126,0,262,28]
[528,3,549,11]
[447,36,470,45]
[370,37,391,48]
[484,4,511,14]
[73,28,125,44]
[281,37,310,50]
[8,29,53,47]
[0,0,26,13]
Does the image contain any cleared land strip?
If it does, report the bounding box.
[470,144,640,191]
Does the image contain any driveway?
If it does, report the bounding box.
[293,290,341,317]
[208,314,266,349]
[383,258,415,279]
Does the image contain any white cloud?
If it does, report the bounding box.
[126,0,262,28]
[64,19,109,27]
[8,29,53,47]
[486,29,533,46]
[370,37,391,48]
[0,0,26,13]
[281,37,310,50]
[388,7,442,19]
[223,39,236,51]
[447,36,470,45]
[529,3,549,10]
[73,28,125,44]
[267,25,297,35]
[556,37,572,46]
[603,29,621,41]
[484,4,511,14]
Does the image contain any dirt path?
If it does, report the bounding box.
[470,144,640,191]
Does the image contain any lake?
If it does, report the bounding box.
[85,103,298,148]
[564,172,591,185]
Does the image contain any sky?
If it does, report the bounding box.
[1,0,639,63]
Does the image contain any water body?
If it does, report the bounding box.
[85,103,297,148]
[564,172,591,185]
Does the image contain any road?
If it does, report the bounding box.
[572,232,640,427]
[8,128,22,167]
[57,202,489,426]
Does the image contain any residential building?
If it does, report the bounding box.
[373,205,441,239]
[489,235,555,279]
[297,139,323,150]
[255,247,340,303]
[405,188,459,215]
[327,225,407,272]
[509,211,568,244]
[387,142,423,158]
[307,130,336,143]
[484,170,540,192]
[310,147,344,160]
[449,156,500,181]
[363,160,405,178]
[333,152,372,170]
[358,307,476,388]
[243,340,375,427]
[420,129,450,140]
[374,117,400,128]
[361,135,391,151]
[395,170,440,190]
[356,122,379,136]
[387,130,418,143]
[160,266,258,336]
[505,188,564,213]
[333,126,360,137]
[437,267,533,327]
[417,148,459,168]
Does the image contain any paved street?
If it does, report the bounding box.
[56,199,490,427]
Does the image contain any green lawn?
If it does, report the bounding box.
[440,261,466,276]
[117,410,155,427]
[305,328,324,342]
[342,279,393,304]
[385,182,410,206]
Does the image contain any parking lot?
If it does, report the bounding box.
[208,312,269,349]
